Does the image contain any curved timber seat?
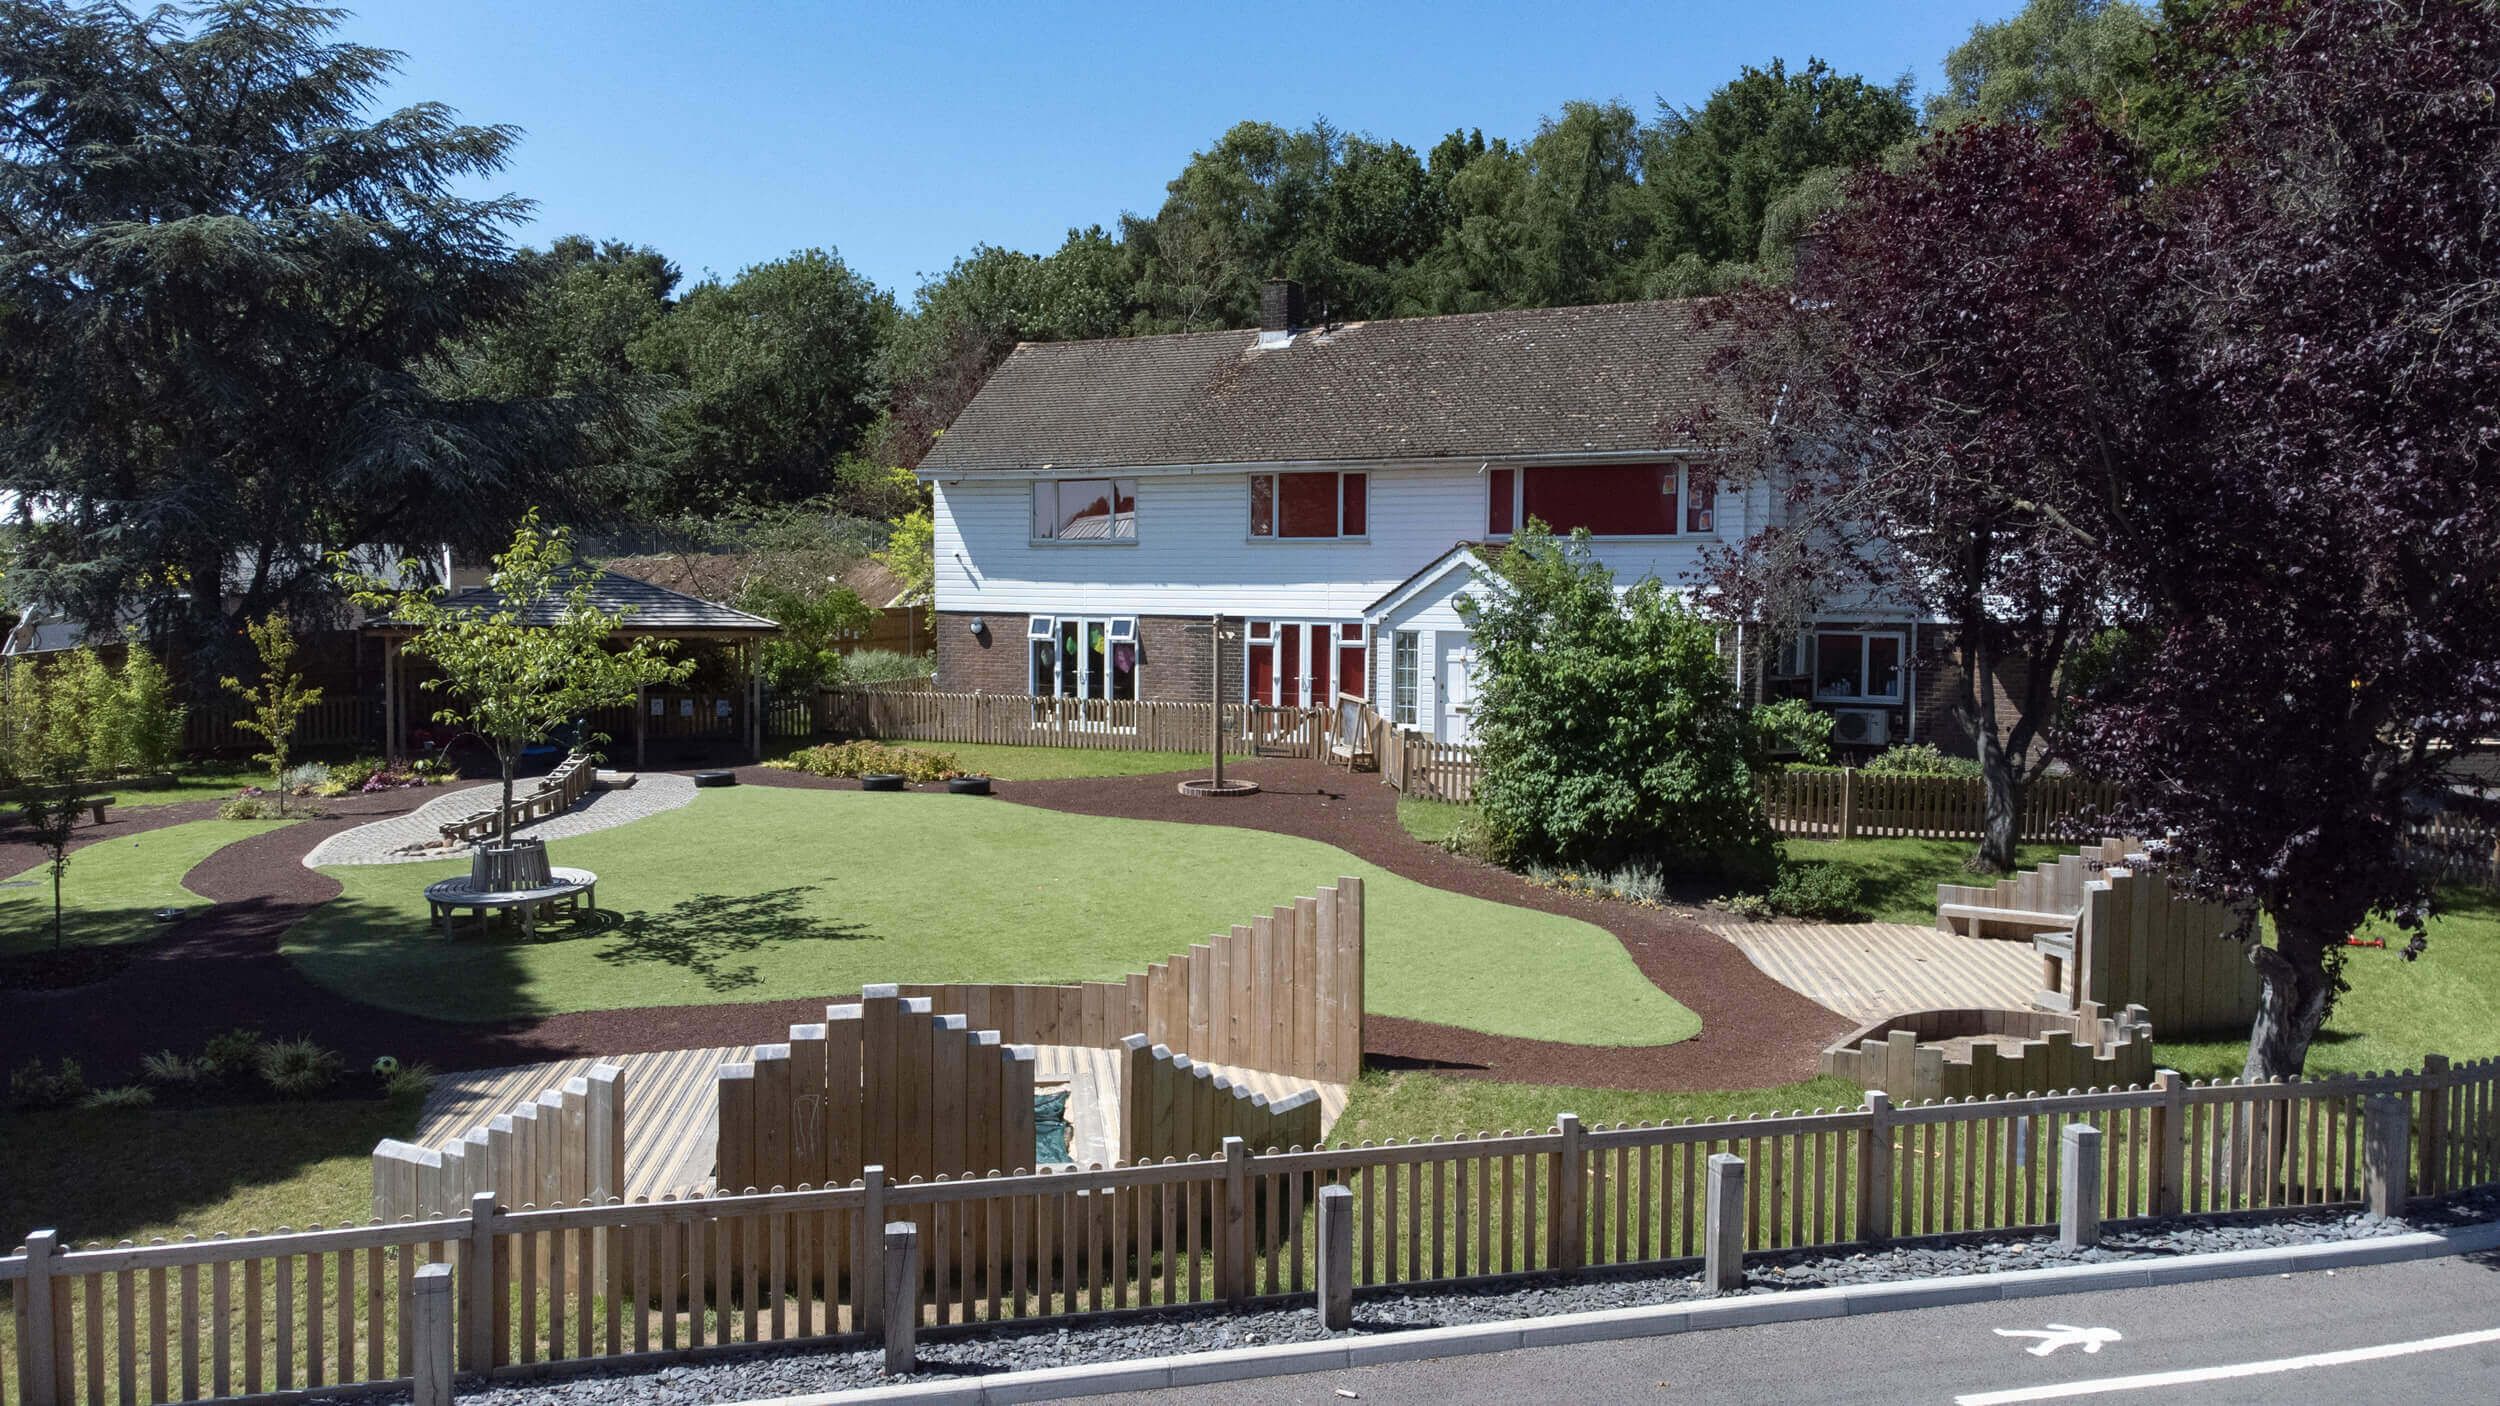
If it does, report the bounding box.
[424,867,599,939]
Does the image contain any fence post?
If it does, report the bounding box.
[1221,1137,1251,1301]
[21,1228,58,1406]
[856,1165,888,1334]
[1858,1092,1893,1243]
[2363,1095,2409,1217]
[411,1261,454,1406]
[462,1191,499,1373]
[2419,1054,2450,1197]
[882,1222,919,1374]
[2151,1070,2186,1216]
[1840,767,1858,840]
[1316,1183,1354,1330]
[2059,1124,2103,1249]
[1554,1114,1586,1270]
[1704,1154,1747,1292]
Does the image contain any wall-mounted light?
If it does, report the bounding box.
[969,617,987,638]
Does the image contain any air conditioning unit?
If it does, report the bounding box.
[1831,707,1891,747]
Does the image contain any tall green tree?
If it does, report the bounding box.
[0,0,625,679]
[1645,59,1917,269]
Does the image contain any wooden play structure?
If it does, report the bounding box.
[1820,1005,2156,1103]
[371,1064,625,1222]
[1118,1035,1325,1166]
[1938,837,2261,1038]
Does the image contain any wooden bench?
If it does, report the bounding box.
[424,867,598,940]
[1937,903,2079,940]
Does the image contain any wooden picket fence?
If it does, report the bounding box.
[1762,769,2124,843]
[10,1056,2496,1405]
[2404,812,2500,890]
[810,687,1335,760]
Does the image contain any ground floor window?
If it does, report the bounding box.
[1392,630,1419,725]
[1814,631,1904,702]
[1029,615,1138,700]
[1245,619,1367,706]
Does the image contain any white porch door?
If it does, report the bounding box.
[1436,633,1477,744]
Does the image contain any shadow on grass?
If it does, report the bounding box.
[588,885,874,993]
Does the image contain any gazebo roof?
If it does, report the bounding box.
[367,569,778,636]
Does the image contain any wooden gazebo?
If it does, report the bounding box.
[363,570,779,768]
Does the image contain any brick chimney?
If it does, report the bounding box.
[1259,278,1306,337]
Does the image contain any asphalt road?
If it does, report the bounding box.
[1089,1251,2500,1405]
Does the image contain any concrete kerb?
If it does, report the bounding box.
[717,1218,2500,1406]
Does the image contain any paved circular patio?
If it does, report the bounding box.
[301,772,699,867]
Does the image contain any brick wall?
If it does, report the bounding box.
[934,612,1028,694]
[936,612,1249,702]
[1912,625,2044,761]
[1136,614,1246,703]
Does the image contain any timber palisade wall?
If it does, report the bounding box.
[372,1065,625,1224]
[9,1058,2498,1405]
[715,990,1039,1197]
[901,877,1364,1087]
[1118,1035,1326,1165]
[1940,839,2263,1037]
[1763,769,2124,843]
[1821,1009,2156,1103]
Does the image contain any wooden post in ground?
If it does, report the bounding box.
[2059,1124,2103,1249]
[20,1228,58,1406]
[2419,1054,2450,1197]
[2151,1070,2186,1216]
[855,1166,888,1334]
[1840,767,1858,840]
[463,1191,499,1373]
[1208,612,1225,790]
[411,1262,454,1406]
[1554,1114,1586,1270]
[1705,1154,1746,1292]
[1316,1183,1354,1329]
[1859,1091,1894,1243]
[2364,1095,2409,1217]
[882,1222,919,1375]
[1220,1136,1251,1301]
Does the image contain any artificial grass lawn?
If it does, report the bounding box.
[110,763,258,809]
[1778,837,2068,924]
[2153,885,2500,1080]
[1395,797,1477,848]
[1328,1071,1867,1146]
[289,787,1698,1047]
[0,817,293,954]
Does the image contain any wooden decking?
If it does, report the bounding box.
[1706,921,2038,1024]
[414,1042,1349,1199]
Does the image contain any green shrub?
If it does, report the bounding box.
[219,795,275,820]
[1438,813,1509,865]
[9,1056,88,1110]
[384,1061,439,1103]
[257,1037,345,1098]
[200,1026,266,1077]
[1747,698,1836,768]
[114,639,187,774]
[767,740,959,783]
[1861,743,1983,779]
[138,1050,212,1088]
[1723,892,1777,921]
[1524,862,1670,907]
[1765,860,1868,920]
[280,761,330,794]
[842,649,935,684]
[1460,524,1774,881]
[80,1084,156,1112]
[329,755,389,792]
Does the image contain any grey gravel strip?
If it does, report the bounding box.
[295,1192,2496,1406]
[301,773,699,867]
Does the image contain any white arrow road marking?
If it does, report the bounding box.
[1955,1324,2500,1404]
[1993,1325,2123,1357]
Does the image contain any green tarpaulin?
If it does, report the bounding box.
[1034,1090,1071,1165]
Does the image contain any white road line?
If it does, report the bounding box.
[1953,1325,2500,1403]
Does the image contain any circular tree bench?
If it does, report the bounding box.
[424,867,599,939]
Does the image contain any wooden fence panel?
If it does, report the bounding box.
[1761,770,2124,843]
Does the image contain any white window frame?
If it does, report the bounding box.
[1392,630,1419,726]
[1243,618,1367,707]
[1248,471,1369,541]
[1030,478,1139,543]
[1029,614,1141,701]
[1812,630,1907,703]
[1485,461,1719,541]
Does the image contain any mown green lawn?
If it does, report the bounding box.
[1328,1071,1867,1146]
[290,787,1698,1047]
[109,764,260,809]
[1395,797,1477,848]
[1776,837,2068,924]
[0,817,294,954]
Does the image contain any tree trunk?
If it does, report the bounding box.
[2241,934,2333,1083]
[1977,731,2022,870]
[498,746,518,846]
[51,860,64,950]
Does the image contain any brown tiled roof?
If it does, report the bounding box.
[919,299,1727,475]
[602,553,746,604]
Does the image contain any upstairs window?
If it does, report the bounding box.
[1487,463,1717,538]
[1031,479,1138,541]
[1250,472,1367,539]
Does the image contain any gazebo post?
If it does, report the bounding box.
[749,640,764,762]
[634,682,647,772]
[384,635,401,764]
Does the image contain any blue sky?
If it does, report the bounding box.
[335,1,2024,300]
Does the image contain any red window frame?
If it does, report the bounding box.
[1250,472,1367,539]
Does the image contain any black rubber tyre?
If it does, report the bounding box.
[860,773,906,792]
[947,776,993,796]
[691,770,738,788]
